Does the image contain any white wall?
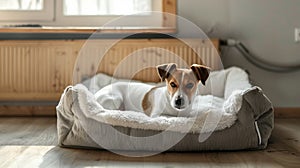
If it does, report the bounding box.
[178,0,300,107]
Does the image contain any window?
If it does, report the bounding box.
[0,0,54,21]
[63,0,152,16]
[55,0,161,27]
[0,0,43,10]
[0,0,176,32]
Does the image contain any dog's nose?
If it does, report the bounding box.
[175,95,185,107]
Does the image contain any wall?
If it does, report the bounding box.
[178,0,300,107]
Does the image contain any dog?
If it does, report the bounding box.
[95,63,210,117]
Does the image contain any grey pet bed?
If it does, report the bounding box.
[56,67,274,152]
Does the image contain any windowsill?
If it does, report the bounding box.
[0,26,177,34]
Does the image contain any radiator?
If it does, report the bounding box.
[0,39,220,101]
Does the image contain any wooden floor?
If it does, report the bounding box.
[0,117,299,168]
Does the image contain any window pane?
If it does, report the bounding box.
[0,0,43,10]
[63,0,151,16]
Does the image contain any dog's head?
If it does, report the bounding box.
[157,63,210,111]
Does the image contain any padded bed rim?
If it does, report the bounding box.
[56,85,274,151]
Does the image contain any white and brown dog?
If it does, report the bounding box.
[95,63,210,117]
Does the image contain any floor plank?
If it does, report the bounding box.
[0,117,299,168]
[0,117,57,145]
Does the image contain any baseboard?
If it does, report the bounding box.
[0,105,56,116]
[0,106,299,118]
[274,107,300,118]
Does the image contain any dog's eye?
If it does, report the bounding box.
[186,83,194,89]
[170,82,177,88]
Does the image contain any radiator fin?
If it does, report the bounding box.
[0,39,220,101]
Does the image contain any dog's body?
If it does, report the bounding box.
[95,82,168,117]
[95,82,153,113]
[95,63,210,117]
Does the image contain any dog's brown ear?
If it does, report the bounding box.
[156,63,177,81]
[191,64,210,85]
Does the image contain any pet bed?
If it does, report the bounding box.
[56,67,274,152]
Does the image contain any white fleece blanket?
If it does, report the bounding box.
[74,67,251,133]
